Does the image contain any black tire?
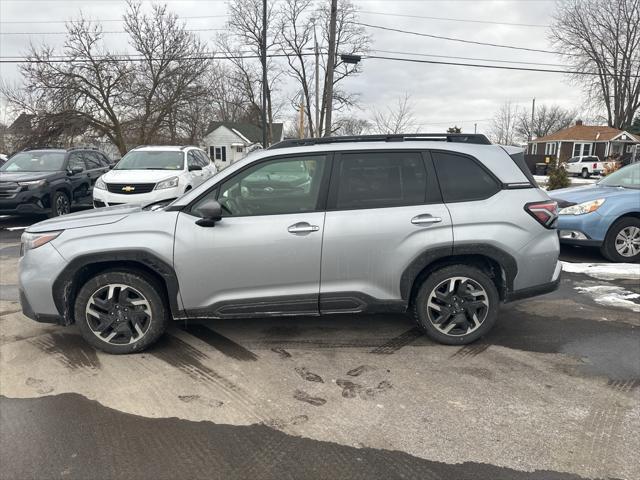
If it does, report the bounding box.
[413,265,499,345]
[581,168,590,179]
[74,270,169,354]
[601,217,640,263]
[49,191,71,218]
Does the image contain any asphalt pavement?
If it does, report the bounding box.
[0,213,638,480]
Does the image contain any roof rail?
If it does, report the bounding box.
[67,146,102,151]
[23,146,61,151]
[268,133,491,150]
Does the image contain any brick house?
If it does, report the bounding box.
[527,120,640,162]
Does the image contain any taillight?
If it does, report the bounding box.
[593,163,597,169]
[525,201,558,228]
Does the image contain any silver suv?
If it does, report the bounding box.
[18,134,561,354]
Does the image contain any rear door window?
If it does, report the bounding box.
[329,151,427,210]
[432,151,500,203]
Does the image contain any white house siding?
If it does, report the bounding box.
[202,126,249,170]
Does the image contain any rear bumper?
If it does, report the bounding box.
[505,260,561,302]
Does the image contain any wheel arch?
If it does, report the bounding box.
[52,250,181,325]
[401,244,517,307]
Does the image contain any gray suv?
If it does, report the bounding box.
[18,134,561,354]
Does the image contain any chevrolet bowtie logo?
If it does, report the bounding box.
[122,186,135,192]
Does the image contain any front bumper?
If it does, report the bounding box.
[0,190,51,215]
[18,242,68,324]
[93,187,180,207]
[556,211,606,247]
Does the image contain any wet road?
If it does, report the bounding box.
[1,214,639,480]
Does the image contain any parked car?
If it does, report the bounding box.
[19,134,561,354]
[0,153,8,165]
[552,162,640,262]
[0,147,112,217]
[562,155,612,178]
[93,145,216,208]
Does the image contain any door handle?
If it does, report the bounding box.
[288,222,320,234]
[411,214,442,225]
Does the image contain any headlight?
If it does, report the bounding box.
[94,176,107,190]
[20,230,63,253]
[559,198,605,215]
[155,176,179,190]
[18,179,47,189]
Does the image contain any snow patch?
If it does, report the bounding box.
[574,285,640,313]
[561,261,640,281]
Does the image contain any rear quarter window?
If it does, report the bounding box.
[432,151,500,203]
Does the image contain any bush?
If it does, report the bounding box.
[547,162,570,190]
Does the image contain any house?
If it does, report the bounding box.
[202,121,284,169]
[527,120,640,162]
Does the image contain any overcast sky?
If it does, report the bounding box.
[0,0,589,134]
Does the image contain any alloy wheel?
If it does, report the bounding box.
[85,284,152,345]
[56,194,70,215]
[615,226,640,258]
[426,276,489,336]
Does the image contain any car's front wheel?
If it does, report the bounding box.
[601,217,640,263]
[74,270,169,354]
[49,191,70,217]
[413,265,499,345]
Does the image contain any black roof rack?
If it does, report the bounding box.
[67,146,102,151]
[268,133,491,149]
[23,146,63,151]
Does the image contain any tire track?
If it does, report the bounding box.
[29,333,100,372]
[573,380,634,477]
[151,335,266,423]
[369,327,423,355]
[450,343,490,359]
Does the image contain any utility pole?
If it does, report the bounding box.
[323,0,337,137]
[261,0,268,148]
[299,99,305,138]
[474,123,477,134]
[529,97,536,142]
[314,20,320,137]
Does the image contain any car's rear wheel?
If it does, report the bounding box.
[601,217,640,263]
[74,270,169,354]
[413,265,499,345]
[581,168,590,178]
[49,191,70,217]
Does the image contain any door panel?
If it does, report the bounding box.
[320,205,452,309]
[174,211,325,317]
[174,153,330,318]
[320,150,453,311]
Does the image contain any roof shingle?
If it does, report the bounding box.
[533,124,638,142]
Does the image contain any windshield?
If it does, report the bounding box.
[598,163,640,189]
[115,151,184,171]
[0,151,66,172]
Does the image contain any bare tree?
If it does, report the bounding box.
[222,0,281,144]
[516,104,577,140]
[277,0,369,137]
[551,0,640,129]
[334,116,370,136]
[2,1,212,154]
[371,94,419,134]
[490,101,521,145]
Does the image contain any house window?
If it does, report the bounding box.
[573,143,592,157]
[236,146,244,153]
[531,143,538,154]
[545,143,557,155]
[212,146,227,162]
[627,145,634,153]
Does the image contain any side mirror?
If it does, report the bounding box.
[188,164,203,172]
[195,199,222,227]
[69,166,84,175]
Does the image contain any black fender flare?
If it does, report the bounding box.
[52,249,181,325]
[399,244,518,301]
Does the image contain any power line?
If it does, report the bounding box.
[364,54,639,78]
[0,28,226,35]
[0,15,228,24]
[357,22,568,56]
[371,49,568,67]
[359,11,548,28]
